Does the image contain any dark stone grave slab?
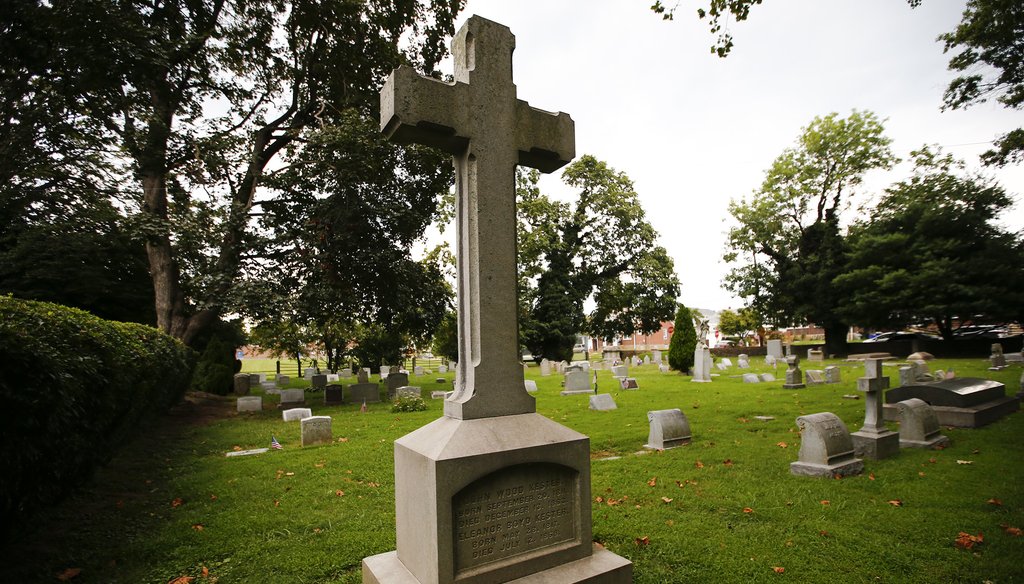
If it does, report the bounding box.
[883,378,1019,428]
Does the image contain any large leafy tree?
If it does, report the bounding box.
[835,147,1024,339]
[4,0,463,347]
[940,0,1024,166]
[517,156,680,362]
[724,110,896,355]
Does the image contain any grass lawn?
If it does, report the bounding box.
[2,358,1022,583]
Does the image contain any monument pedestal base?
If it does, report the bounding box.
[883,396,1019,428]
[363,543,632,584]
[363,413,631,584]
[790,459,864,478]
[851,430,900,460]
[782,383,806,389]
[900,434,951,449]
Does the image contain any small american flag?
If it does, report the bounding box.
[360,400,367,413]
[270,436,283,450]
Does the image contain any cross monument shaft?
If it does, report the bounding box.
[379,16,575,420]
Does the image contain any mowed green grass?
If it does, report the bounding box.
[2,358,1022,583]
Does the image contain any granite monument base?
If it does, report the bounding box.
[789,458,864,478]
[900,433,951,449]
[363,413,631,584]
[883,397,1018,428]
[560,389,594,396]
[850,430,900,460]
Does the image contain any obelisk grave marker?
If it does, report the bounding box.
[362,16,632,584]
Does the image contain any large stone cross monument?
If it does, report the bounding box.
[363,16,631,584]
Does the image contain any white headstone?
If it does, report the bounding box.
[236,396,262,412]
[742,373,761,383]
[282,407,312,422]
[524,379,538,393]
[766,339,783,359]
[301,415,332,446]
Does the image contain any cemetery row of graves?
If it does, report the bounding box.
[2,348,1021,583]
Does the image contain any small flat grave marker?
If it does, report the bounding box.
[759,373,776,382]
[619,378,639,390]
[742,373,761,383]
[225,448,269,458]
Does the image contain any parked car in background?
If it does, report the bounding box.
[952,325,1012,339]
[863,331,941,343]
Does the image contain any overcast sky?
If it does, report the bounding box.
[432,0,1023,311]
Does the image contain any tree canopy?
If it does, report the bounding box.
[517,156,680,362]
[835,147,1024,338]
[724,110,896,354]
[668,304,697,372]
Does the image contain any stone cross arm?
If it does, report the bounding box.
[380,67,575,172]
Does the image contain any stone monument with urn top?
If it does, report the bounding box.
[361,16,631,584]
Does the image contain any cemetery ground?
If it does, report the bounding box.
[2,360,1021,583]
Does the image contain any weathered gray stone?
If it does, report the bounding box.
[807,349,824,362]
[225,447,269,457]
[766,340,783,359]
[233,373,251,396]
[806,370,825,385]
[437,365,448,374]
[720,358,734,368]
[539,358,551,376]
[347,382,380,404]
[783,356,805,389]
[715,361,728,371]
[248,373,261,385]
[908,351,934,361]
[364,16,629,583]
[610,365,628,379]
[659,364,670,373]
[692,346,712,383]
[883,377,1019,427]
[340,368,353,379]
[644,409,691,450]
[790,412,864,478]
[850,359,899,460]
[619,378,639,390]
[896,398,950,449]
[301,415,332,446]
[652,350,662,364]
[759,373,776,382]
[310,374,327,391]
[431,391,447,399]
[305,367,316,379]
[754,415,774,421]
[737,355,750,369]
[279,389,305,409]
[324,385,344,406]
[742,373,761,383]
[386,372,410,399]
[236,396,262,413]
[358,368,370,383]
[824,366,841,384]
[589,393,617,411]
[397,386,421,399]
[276,374,290,386]
[563,369,591,394]
[765,354,777,367]
[990,343,1007,370]
[326,373,340,382]
[898,365,915,387]
[282,407,312,422]
[436,377,447,384]
[524,380,538,393]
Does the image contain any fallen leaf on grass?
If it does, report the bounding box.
[772,567,785,574]
[776,442,788,449]
[819,530,830,537]
[971,449,980,454]
[273,500,280,507]
[338,437,349,443]
[201,566,209,578]
[928,457,937,464]
[168,577,194,584]
[314,463,325,469]
[606,498,621,507]
[868,473,876,481]
[367,482,381,488]
[209,495,217,501]
[956,460,973,465]
[634,536,650,546]
[954,531,983,550]
[723,459,734,467]
[171,498,184,508]
[743,507,754,514]
[661,497,673,503]
[191,524,204,531]
[737,417,749,423]
[918,472,926,477]
[232,446,242,452]
[285,472,295,476]
[694,461,705,469]
[595,496,604,503]
[987,498,1003,506]
[999,524,1022,536]
[887,500,903,507]
[665,519,675,526]
[56,568,81,581]
[820,500,830,506]
[647,477,657,487]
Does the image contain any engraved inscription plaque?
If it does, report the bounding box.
[452,463,579,575]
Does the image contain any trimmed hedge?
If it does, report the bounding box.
[0,296,196,531]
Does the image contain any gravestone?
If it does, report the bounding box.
[327,373,340,382]
[611,365,628,379]
[431,391,447,399]
[737,354,750,369]
[715,361,728,371]
[589,394,617,411]
[898,365,915,387]
[850,359,899,460]
[572,360,590,372]
[782,356,805,389]
[619,378,639,390]
[766,340,783,359]
[437,365,448,374]
[824,366,841,384]
[1019,369,1024,399]
[720,358,734,368]
[310,374,327,391]
[414,366,425,376]
[357,369,370,383]
[643,355,651,365]
[236,396,262,413]
[807,348,824,362]
[233,373,251,396]
[910,359,934,382]
[990,343,1007,370]
[301,415,332,446]
[742,373,761,384]
[381,367,391,380]
[561,368,592,395]
[248,373,261,385]
[884,377,1019,427]
[805,370,825,386]
[276,374,290,386]
[363,17,630,584]
[324,385,344,406]
[659,364,670,373]
[397,386,421,399]
[282,407,312,422]
[644,409,692,450]
[759,373,776,382]
[908,351,934,361]
[340,368,353,379]
[790,413,864,478]
[524,380,538,393]
[539,358,552,377]
[279,389,305,409]
[765,354,777,367]
[305,367,315,379]
[347,383,380,404]
[896,398,950,449]
[691,345,712,383]
[652,350,662,364]
[386,372,411,399]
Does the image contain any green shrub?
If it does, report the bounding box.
[391,394,427,412]
[0,296,196,532]
[668,304,697,372]
[191,335,234,395]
